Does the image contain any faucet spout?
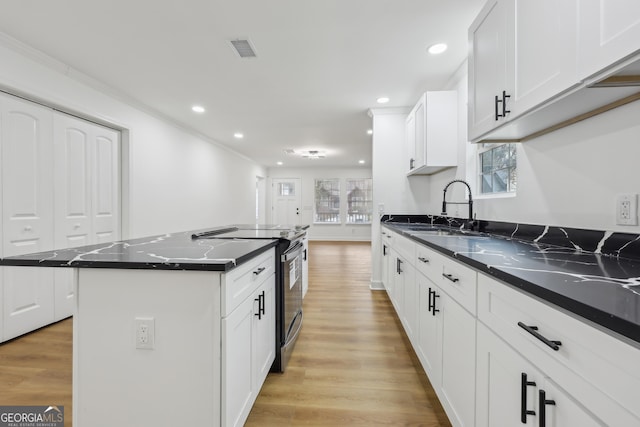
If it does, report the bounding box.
[441,179,475,228]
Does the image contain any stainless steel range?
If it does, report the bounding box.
[192,224,308,372]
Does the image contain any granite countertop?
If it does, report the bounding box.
[383,222,640,345]
[0,228,278,272]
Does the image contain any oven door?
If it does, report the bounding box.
[281,240,303,367]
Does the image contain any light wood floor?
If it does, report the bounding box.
[0,241,450,427]
[246,241,451,426]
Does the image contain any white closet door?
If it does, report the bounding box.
[53,113,120,320]
[1,93,55,340]
[92,128,120,244]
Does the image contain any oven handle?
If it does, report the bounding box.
[281,241,304,262]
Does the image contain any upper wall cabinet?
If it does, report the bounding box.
[468,0,640,143]
[579,0,640,80]
[406,91,457,176]
[469,0,581,141]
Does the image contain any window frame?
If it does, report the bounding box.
[313,178,341,224]
[477,142,517,196]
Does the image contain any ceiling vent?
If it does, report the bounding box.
[229,39,257,58]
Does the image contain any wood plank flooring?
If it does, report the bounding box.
[0,241,450,426]
[245,241,451,426]
[0,317,72,425]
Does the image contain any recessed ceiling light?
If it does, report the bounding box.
[233,132,244,139]
[192,105,205,113]
[367,129,373,135]
[277,161,283,166]
[359,160,365,164]
[376,97,390,104]
[428,43,448,55]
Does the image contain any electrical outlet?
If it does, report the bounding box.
[616,194,638,226]
[135,317,155,350]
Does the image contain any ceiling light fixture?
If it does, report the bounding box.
[233,132,244,139]
[277,161,283,166]
[428,43,448,55]
[376,97,390,104]
[301,150,326,159]
[359,160,365,164]
[367,129,373,135]
[192,105,205,113]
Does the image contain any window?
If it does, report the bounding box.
[479,143,517,194]
[314,179,340,223]
[277,182,296,196]
[346,178,373,224]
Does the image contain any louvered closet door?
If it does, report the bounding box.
[1,93,55,341]
[53,113,121,320]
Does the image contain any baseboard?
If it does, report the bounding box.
[369,280,385,290]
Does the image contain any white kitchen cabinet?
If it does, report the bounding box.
[222,264,275,427]
[476,323,602,427]
[1,93,56,341]
[477,273,640,426]
[416,272,441,382]
[468,0,512,139]
[406,91,457,176]
[469,0,580,141]
[302,234,309,298]
[579,0,640,80]
[380,230,392,292]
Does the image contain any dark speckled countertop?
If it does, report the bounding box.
[383,222,640,345]
[0,227,277,272]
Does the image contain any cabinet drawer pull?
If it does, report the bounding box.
[418,257,429,263]
[502,90,511,116]
[383,245,387,256]
[410,158,415,170]
[521,373,536,423]
[254,291,266,319]
[397,258,403,274]
[538,390,555,427]
[253,267,266,276]
[517,322,562,351]
[442,273,459,283]
[495,95,501,120]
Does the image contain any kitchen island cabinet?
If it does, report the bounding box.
[0,229,278,427]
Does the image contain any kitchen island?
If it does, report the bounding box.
[0,228,279,427]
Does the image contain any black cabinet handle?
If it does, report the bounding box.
[254,291,266,319]
[518,322,562,351]
[253,267,266,276]
[410,158,415,169]
[502,90,511,116]
[432,292,440,316]
[442,273,459,283]
[303,249,307,261]
[383,245,387,256]
[418,257,429,263]
[428,287,434,312]
[495,95,501,120]
[397,258,403,274]
[539,390,555,427]
[521,373,536,423]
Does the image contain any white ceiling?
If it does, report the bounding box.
[0,0,484,168]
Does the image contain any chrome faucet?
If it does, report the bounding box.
[441,179,475,229]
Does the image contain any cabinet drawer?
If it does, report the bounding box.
[222,249,275,317]
[415,244,445,283]
[478,273,640,422]
[438,256,477,315]
[392,232,415,263]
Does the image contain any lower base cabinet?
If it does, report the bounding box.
[416,271,475,427]
[476,323,601,427]
[222,274,275,427]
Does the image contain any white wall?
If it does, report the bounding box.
[267,167,372,241]
[0,37,265,238]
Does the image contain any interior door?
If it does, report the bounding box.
[271,178,301,225]
[53,112,121,320]
[1,93,55,340]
